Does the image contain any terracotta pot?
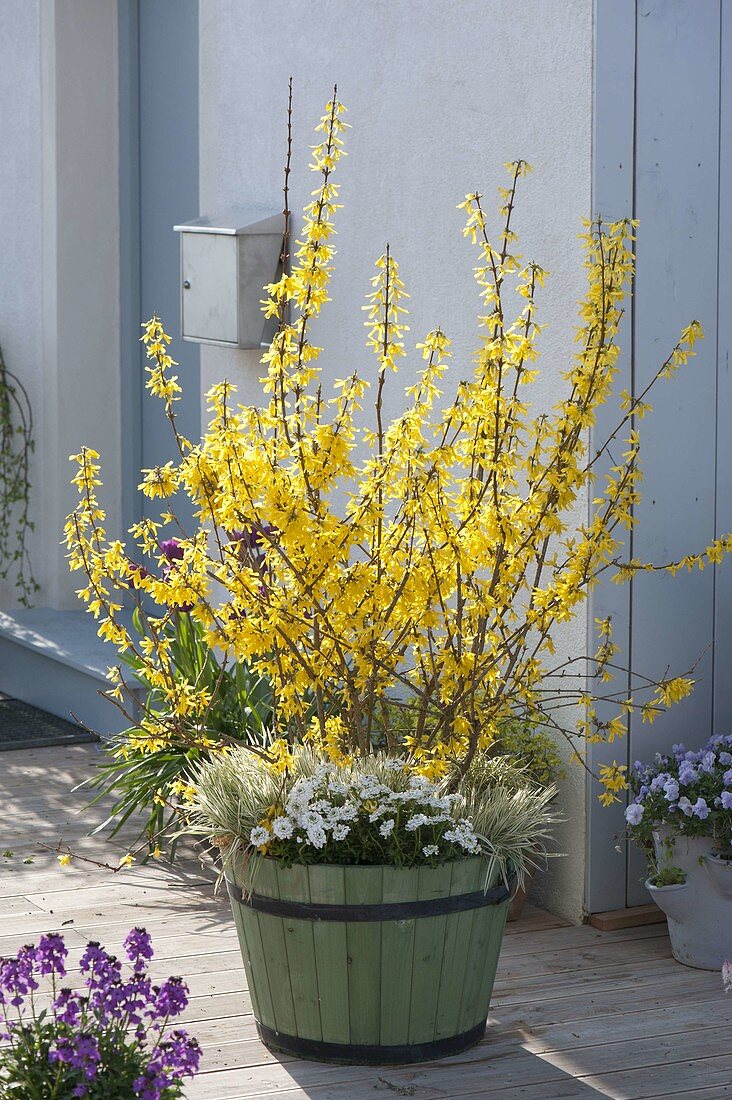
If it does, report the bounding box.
[507,869,535,922]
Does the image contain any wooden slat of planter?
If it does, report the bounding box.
[307,864,350,1045]
[407,863,453,1044]
[275,863,321,1041]
[233,859,276,1030]
[344,865,383,1046]
[458,895,501,1034]
[476,896,509,1014]
[434,858,482,1041]
[252,861,297,1036]
[379,865,419,1045]
[229,893,263,1023]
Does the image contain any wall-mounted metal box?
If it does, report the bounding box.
[173,207,283,348]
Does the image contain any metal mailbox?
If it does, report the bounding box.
[174,207,283,348]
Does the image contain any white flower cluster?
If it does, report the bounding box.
[248,764,481,860]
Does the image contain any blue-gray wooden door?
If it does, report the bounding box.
[589,0,731,912]
[119,0,200,533]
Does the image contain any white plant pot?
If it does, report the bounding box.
[649,827,732,970]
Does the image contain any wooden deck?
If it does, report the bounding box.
[1,744,729,1099]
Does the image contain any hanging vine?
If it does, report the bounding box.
[0,345,38,605]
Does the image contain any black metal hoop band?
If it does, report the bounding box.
[226,876,511,921]
[256,1020,486,1064]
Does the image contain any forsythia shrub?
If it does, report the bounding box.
[66,91,730,808]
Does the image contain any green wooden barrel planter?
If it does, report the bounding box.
[225,855,511,1064]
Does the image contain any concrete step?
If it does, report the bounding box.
[0,608,138,737]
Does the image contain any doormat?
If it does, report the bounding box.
[0,693,98,751]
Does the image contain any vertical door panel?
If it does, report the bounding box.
[627,0,720,904]
[587,0,637,914]
[714,5,732,730]
[590,0,725,911]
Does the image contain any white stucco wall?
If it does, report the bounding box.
[199,0,594,921]
[0,0,43,605]
[0,0,122,610]
[42,0,122,609]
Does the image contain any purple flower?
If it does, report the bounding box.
[664,779,680,802]
[700,751,717,774]
[49,1033,101,1079]
[722,791,732,811]
[124,927,154,969]
[152,976,188,1019]
[97,972,152,1022]
[35,932,68,977]
[79,942,122,999]
[230,523,276,552]
[678,762,698,786]
[158,543,194,613]
[692,797,710,820]
[128,562,150,587]
[54,987,84,1026]
[160,1029,201,1076]
[139,1029,201,1096]
[724,769,732,786]
[0,946,38,1006]
[625,803,644,826]
[160,538,184,562]
[0,929,201,1097]
[678,796,694,817]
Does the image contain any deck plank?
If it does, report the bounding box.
[0,744,727,1099]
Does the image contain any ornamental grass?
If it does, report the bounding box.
[189,747,558,886]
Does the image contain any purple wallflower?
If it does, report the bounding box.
[229,523,277,551]
[49,1032,101,1080]
[151,976,189,1020]
[0,946,39,1006]
[160,538,184,562]
[158,542,194,612]
[1,929,201,1097]
[79,942,122,1002]
[54,987,84,1027]
[124,927,154,969]
[127,562,150,588]
[35,932,68,977]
